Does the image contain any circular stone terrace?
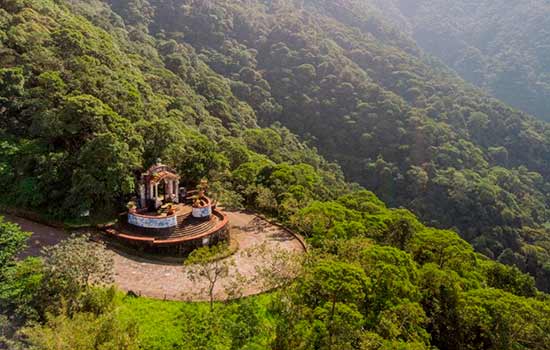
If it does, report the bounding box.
[8,211,306,301]
[110,162,231,256]
[106,202,229,257]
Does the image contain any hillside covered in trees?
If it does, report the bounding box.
[97,0,550,290]
[367,0,550,121]
[2,0,550,349]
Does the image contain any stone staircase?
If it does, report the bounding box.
[167,215,217,239]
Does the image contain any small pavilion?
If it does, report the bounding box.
[105,161,229,257]
[138,161,181,210]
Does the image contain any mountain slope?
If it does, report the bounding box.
[0,0,348,220]
[101,0,550,289]
[3,2,550,350]
[368,0,550,121]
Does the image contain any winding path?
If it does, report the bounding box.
[7,211,305,301]
[5,214,67,259]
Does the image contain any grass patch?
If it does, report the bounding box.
[117,293,275,350]
[117,296,204,349]
[200,238,240,263]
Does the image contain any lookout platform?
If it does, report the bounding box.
[105,203,229,256]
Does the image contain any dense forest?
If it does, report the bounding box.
[367,0,550,121]
[2,0,550,349]
[98,0,550,291]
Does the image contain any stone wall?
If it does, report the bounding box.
[128,213,177,228]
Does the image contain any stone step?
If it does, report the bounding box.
[169,219,217,239]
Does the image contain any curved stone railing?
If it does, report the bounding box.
[106,209,229,247]
[191,196,212,219]
[192,205,212,218]
[155,210,228,245]
[128,211,178,229]
[253,213,308,252]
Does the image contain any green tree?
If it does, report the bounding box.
[0,216,29,271]
[408,228,478,275]
[22,306,140,350]
[483,261,537,297]
[417,263,463,350]
[297,260,368,350]
[359,246,419,319]
[458,289,550,350]
[68,132,141,218]
[0,67,25,130]
[185,244,235,312]
[40,234,114,315]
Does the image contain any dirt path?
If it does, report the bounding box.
[7,211,305,301]
[4,214,68,258]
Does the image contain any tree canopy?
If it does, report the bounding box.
[2,0,550,349]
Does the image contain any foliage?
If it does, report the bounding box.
[0,257,43,324]
[0,217,30,271]
[116,294,273,350]
[185,244,236,311]
[2,1,550,349]
[369,0,550,122]
[22,289,140,350]
[0,217,35,329]
[40,234,114,315]
[121,0,550,290]
[273,191,550,350]
[457,289,550,349]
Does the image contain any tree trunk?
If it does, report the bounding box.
[328,296,336,350]
[209,284,214,312]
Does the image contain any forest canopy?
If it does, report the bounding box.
[2,0,550,349]
[96,0,550,291]
[367,0,550,122]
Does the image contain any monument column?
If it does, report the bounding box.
[175,180,180,203]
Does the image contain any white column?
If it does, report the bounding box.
[167,181,173,200]
[174,180,180,203]
[139,184,146,208]
[149,183,154,200]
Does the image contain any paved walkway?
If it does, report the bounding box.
[4,214,68,259]
[7,211,305,301]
